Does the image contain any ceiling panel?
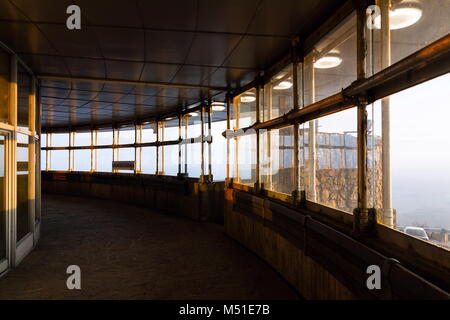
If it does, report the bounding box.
[0,0,348,129]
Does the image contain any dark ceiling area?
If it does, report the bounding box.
[0,0,346,130]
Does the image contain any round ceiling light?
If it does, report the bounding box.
[211,102,226,111]
[188,112,198,117]
[240,92,256,103]
[314,54,342,69]
[273,80,293,90]
[373,5,422,30]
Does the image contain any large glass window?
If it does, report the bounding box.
[304,13,356,102]
[51,150,69,171]
[141,147,156,174]
[118,126,135,145]
[162,118,179,142]
[210,104,227,181]
[97,149,112,172]
[367,0,450,75]
[261,126,295,195]
[74,131,91,146]
[16,133,29,241]
[117,147,134,173]
[301,108,358,213]
[263,66,294,121]
[97,129,112,146]
[51,133,69,148]
[74,149,91,172]
[233,90,258,185]
[142,123,157,143]
[369,73,450,249]
[164,145,178,176]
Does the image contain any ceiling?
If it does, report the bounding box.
[0,0,346,130]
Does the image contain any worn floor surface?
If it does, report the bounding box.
[0,194,300,300]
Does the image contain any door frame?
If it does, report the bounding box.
[0,129,13,276]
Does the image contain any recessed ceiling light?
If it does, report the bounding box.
[241,92,256,103]
[188,112,198,117]
[211,102,226,111]
[373,5,422,30]
[273,80,293,90]
[314,54,342,69]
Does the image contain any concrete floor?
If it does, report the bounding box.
[0,194,300,300]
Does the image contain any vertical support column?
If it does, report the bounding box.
[28,77,36,232]
[225,95,231,181]
[94,130,98,172]
[48,133,52,170]
[161,121,165,175]
[178,115,182,177]
[10,54,18,262]
[45,132,49,171]
[307,55,317,202]
[207,101,212,182]
[355,1,369,233]
[36,83,42,225]
[184,116,188,175]
[292,51,301,203]
[69,131,74,171]
[200,105,205,183]
[234,98,240,182]
[138,124,142,173]
[134,124,138,174]
[380,0,394,227]
[112,126,117,173]
[90,129,94,173]
[156,121,159,175]
[267,85,273,190]
[255,82,261,191]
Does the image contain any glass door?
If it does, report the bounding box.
[0,134,8,274]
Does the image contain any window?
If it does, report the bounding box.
[74,132,91,146]
[97,129,112,146]
[367,0,450,75]
[304,13,356,102]
[97,149,112,172]
[368,73,450,249]
[261,126,295,195]
[118,126,135,145]
[301,108,358,213]
[141,147,156,174]
[17,133,29,241]
[51,133,69,147]
[263,65,294,121]
[51,150,69,171]
[74,150,91,172]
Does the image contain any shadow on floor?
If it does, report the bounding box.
[0,194,300,300]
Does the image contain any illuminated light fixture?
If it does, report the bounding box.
[273,80,293,90]
[314,53,342,69]
[373,2,422,30]
[165,117,174,121]
[188,112,198,117]
[240,92,256,103]
[211,102,226,111]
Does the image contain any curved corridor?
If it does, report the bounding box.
[0,195,300,300]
